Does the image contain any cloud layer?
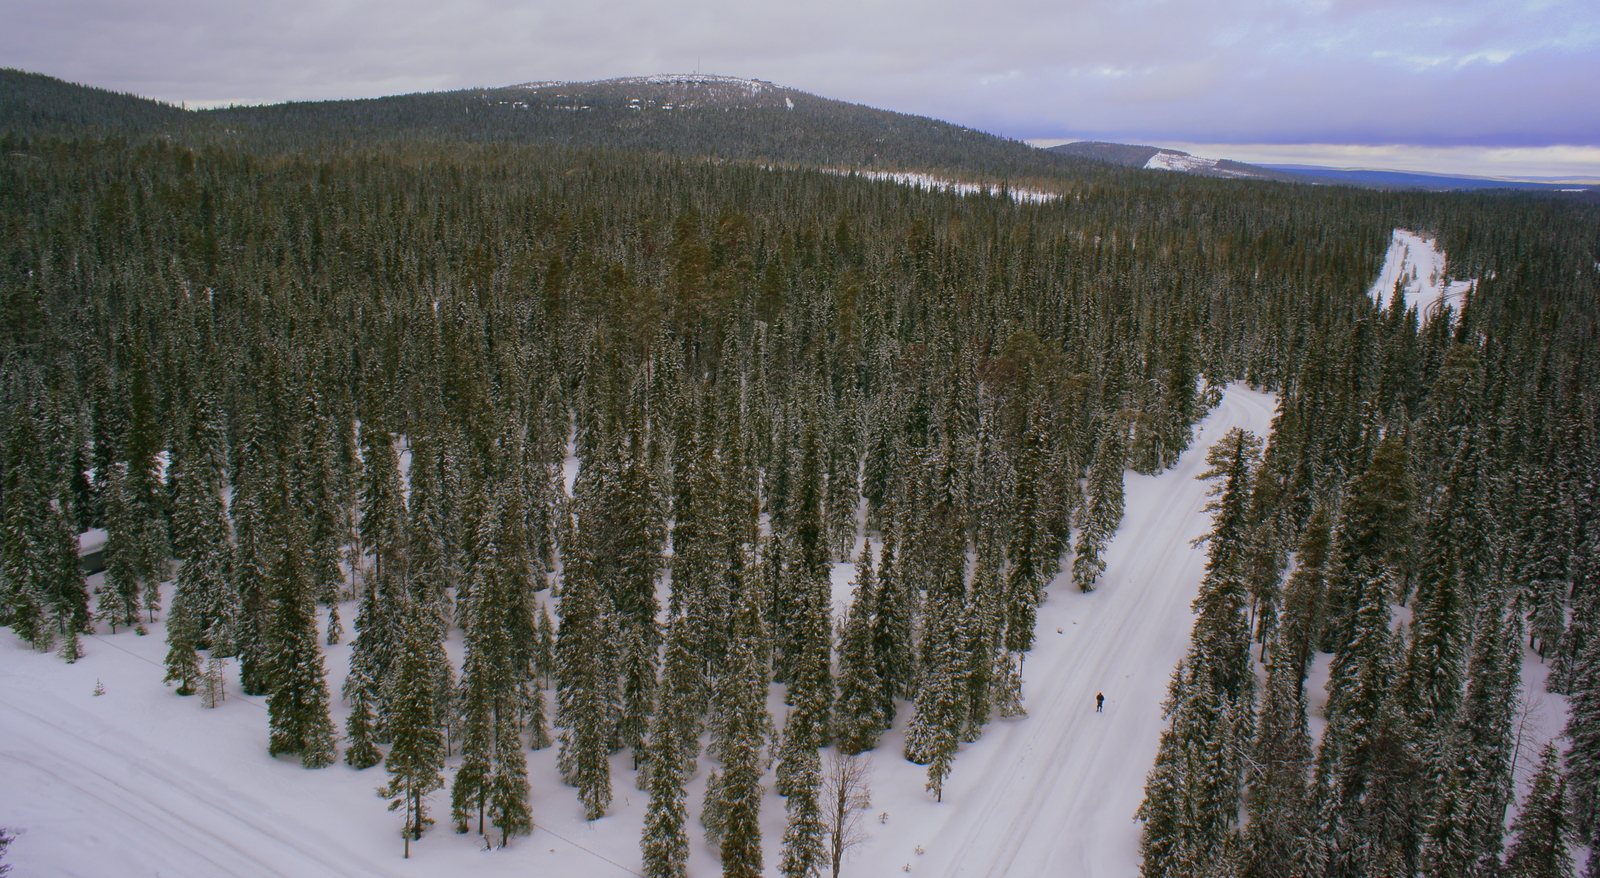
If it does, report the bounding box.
[6,0,1597,167]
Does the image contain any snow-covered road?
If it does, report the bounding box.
[839,384,1279,878]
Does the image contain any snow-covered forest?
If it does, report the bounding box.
[1,111,1598,878]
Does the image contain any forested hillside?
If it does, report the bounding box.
[2,70,1599,877]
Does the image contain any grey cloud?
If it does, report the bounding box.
[3,0,1595,149]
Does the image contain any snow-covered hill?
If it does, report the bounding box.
[508,74,802,112]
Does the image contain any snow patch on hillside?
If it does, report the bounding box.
[827,169,1059,204]
[1145,151,1255,178]
[1369,229,1475,324]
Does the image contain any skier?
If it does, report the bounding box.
[1095,692,1104,712]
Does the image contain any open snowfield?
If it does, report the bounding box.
[1369,229,1476,324]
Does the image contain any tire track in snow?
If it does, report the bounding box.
[931,386,1277,878]
[1,697,392,878]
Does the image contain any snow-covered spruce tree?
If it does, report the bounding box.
[903,585,966,802]
[164,395,238,692]
[1238,657,1311,878]
[231,429,276,697]
[400,429,458,742]
[1,392,90,655]
[263,479,337,769]
[1447,607,1523,872]
[100,339,168,634]
[778,744,826,878]
[1319,431,1411,654]
[833,542,885,754]
[555,534,618,821]
[615,437,668,759]
[703,579,770,877]
[358,423,408,587]
[1002,406,1048,655]
[641,619,702,878]
[869,521,916,728]
[1309,561,1418,878]
[1565,605,1600,842]
[1073,415,1125,593]
[1501,743,1573,878]
[1137,660,1240,876]
[1137,428,1261,876]
[299,396,349,646]
[379,599,446,858]
[451,473,535,842]
[1274,500,1333,684]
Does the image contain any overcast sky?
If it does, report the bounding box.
[6,0,1598,178]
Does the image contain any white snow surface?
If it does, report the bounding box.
[1144,151,1256,178]
[0,386,1572,876]
[825,169,1059,204]
[1369,229,1476,324]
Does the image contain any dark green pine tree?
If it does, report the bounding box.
[1238,657,1311,878]
[378,599,447,858]
[451,475,534,843]
[232,430,276,697]
[344,566,407,769]
[163,395,237,694]
[101,339,169,633]
[1074,416,1126,593]
[641,618,702,878]
[1564,604,1600,842]
[778,744,826,878]
[1309,562,1419,878]
[903,585,966,802]
[1501,744,1573,878]
[869,521,916,727]
[556,535,618,821]
[359,426,408,592]
[833,543,885,754]
[263,478,338,769]
[702,576,770,877]
[1,394,89,655]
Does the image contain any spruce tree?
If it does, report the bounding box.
[263,483,337,769]
[1074,417,1125,593]
[1502,744,1574,878]
[778,745,826,878]
[641,619,701,878]
[379,600,447,858]
[834,543,885,754]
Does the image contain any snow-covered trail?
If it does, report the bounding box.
[918,384,1277,878]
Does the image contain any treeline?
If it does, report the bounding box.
[0,120,1596,875]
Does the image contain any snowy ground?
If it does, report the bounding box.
[1369,229,1476,324]
[822,169,1059,205]
[0,380,1570,876]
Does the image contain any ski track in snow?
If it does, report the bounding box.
[1369,229,1475,324]
[920,386,1278,878]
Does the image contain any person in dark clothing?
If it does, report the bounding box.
[1096,692,1104,712]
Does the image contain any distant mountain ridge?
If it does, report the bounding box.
[1046,137,1597,193]
[1045,141,1318,184]
[2,69,1113,189]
